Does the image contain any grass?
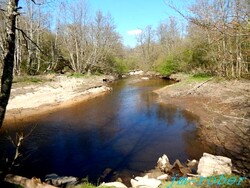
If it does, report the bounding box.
[168,73,213,89]
[13,75,43,83]
[69,72,86,78]
[191,72,213,82]
[75,182,114,188]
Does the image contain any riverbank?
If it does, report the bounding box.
[4,74,114,125]
[154,73,250,174]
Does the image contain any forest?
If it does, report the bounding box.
[0,0,249,78]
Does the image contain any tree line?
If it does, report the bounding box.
[0,0,126,76]
[129,0,249,78]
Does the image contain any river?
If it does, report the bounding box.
[0,77,208,184]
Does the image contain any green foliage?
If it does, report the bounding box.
[75,182,114,188]
[75,182,97,188]
[156,56,178,77]
[113,57,129,74]
[105,56,128,75]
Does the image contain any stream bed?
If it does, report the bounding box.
[0,78,210,184]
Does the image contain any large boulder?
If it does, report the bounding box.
[197,153,232,177]
[130,176,161,188]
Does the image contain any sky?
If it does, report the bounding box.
[17,0,191,48]
[87,0,190,48]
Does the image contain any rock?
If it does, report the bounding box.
[116,177,123,182]
[145,169,164,179]
[45,174,78,187]
[157,154,172,172]
[156,174,168,180]
[128,70,144,76]
[5,174,57,188]
[130,176,161,188]
[187,159,198,167]
[100,168,120,183]
[100,182,127,188]
[197,153,232,177]
[187,159,198,174]
[169,159,191,176]
[141,77,149,80]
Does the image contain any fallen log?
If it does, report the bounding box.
[187,77,213,95]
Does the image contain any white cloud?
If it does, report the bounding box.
[127,29,142,35]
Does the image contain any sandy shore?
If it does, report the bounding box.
[4,75,114,124]
[154,74,250,173]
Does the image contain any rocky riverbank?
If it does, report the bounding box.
[4,152,250,188]
[4,74,115,125]
[154,73,250,175]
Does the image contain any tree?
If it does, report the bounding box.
[136,25,157,70]
[0,0,19,128]
[166,0,250,77]
[58,1,123,74]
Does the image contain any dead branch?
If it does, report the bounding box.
[31,0,42,6]
[15,27,43,53]
[187,77,213,95]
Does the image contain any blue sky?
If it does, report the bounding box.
[88,0,189,48]
[19,0,190,48]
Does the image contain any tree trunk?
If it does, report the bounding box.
[0,0,19,128]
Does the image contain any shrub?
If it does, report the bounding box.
[156,56,178,77]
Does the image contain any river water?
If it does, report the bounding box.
[0,78,208,184]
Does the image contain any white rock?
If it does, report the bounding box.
[197,153,232,177]
[157,154,169,171]
[157,174,168,180]
[130,179,139,188]
[141,77,149,80]
[128,70,144,75]
[100,182,127,188]
[130,176,161,188]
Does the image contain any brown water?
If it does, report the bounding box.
[0,78,208,184]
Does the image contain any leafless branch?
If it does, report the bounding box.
[31,0,42,6]
[15,26,44,54]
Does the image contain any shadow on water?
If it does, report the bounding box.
[0,78,212,184]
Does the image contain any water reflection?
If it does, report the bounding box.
[0,78,209,183]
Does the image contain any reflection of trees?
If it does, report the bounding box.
[138,90,199,127]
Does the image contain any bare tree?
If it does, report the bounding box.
[136,25,157,70]
[156,17,180,55]
[0,0,19,128]
[58,1,122,74]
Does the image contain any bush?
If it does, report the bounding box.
[113,57,128,75]
[156,56,178,77]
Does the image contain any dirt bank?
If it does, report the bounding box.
[4,75,114,125]
[154,73,250,174]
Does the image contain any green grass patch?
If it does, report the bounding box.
[13,76,43,84]
[69,73,86,78]
[192,72,213,80]
[75,182,114,188]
